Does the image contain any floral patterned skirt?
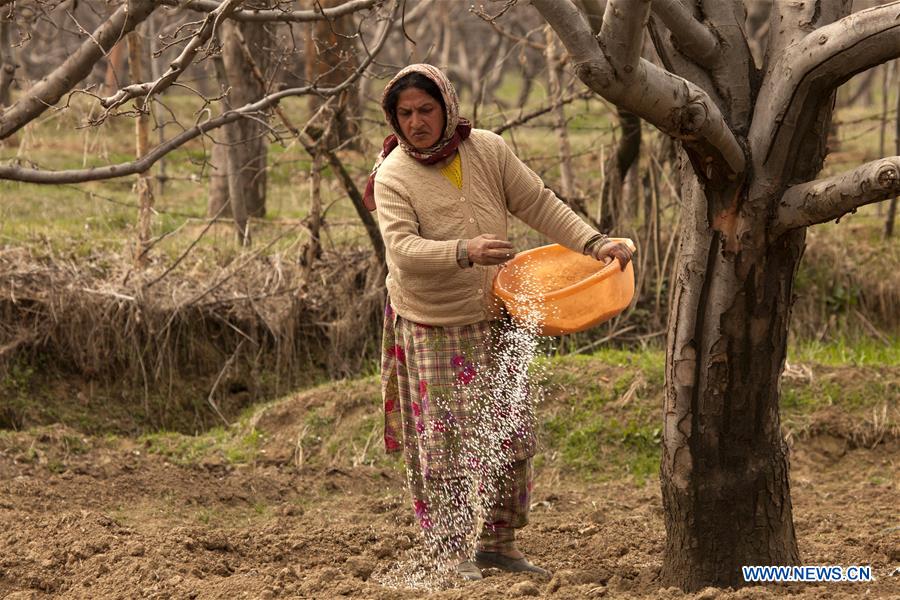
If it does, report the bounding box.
[380,300,536,480]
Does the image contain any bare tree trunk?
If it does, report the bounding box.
[207,19,271,227]
[878,62,891,184]
[211,53,251,246]
[438,6,452,69]
[661,163,801,589]
[600,108,641,230]
[515,47,537,108]
[304,0,360,150]
[303,147,324,278]
[887,60,899,238]
[129,27,154,265]
[148,14,166,196]
[845,66,877,107]
[104,40,129,93]
[525,0,900,590]
[0,15,17,108]
[545,26,575,198]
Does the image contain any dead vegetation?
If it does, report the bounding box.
[0,243,385,432]
[792,218,900,339]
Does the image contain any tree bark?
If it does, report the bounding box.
[545,27,575,199]
[887,59,899,237]
[304,0,360,150]
[211,53,251,246]
[600,108,641,230]
[661,161,802,589]
[0,14,17,108]
[207,19,272,223]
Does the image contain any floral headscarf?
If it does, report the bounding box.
[363,64,472,210]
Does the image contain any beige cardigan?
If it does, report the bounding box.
[374,128,601,326]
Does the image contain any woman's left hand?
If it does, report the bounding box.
[591,241,633,270]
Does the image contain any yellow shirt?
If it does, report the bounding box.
[439,152,463,189]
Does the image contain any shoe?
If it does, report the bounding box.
[474,550,550,577]
[455,559,483,581]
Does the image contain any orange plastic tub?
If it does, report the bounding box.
[492,238,636,336]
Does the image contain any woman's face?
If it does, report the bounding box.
[395,87,445,150]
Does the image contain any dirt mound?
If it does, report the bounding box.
[248,377,381,468]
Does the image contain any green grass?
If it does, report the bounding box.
[139,426,264,466]
[1,339,894,486]
[536,343,896,481]
[539,350,665,483]
[790,335,900,367]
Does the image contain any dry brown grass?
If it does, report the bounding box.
[0,243,385,431]
[792,215,900,339]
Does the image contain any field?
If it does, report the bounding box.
[1,348,897,599]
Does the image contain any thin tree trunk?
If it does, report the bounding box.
[207,19,270,227]
[545,27,575,198]
[148,14,166,196]
[845,66,877,107]
[439,7,452,69]
[304,0,360,150]
[887,60,899,238]
[600,108,641,230]
[104,41,128,93]
[212,54,251,246]
[0,15,16,108]
[303,148,324,278]
[129,27,153,266]
[877,62,890,218]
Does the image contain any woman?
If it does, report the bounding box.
[367,64,632,581]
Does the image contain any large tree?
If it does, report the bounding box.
[531,0,900,590]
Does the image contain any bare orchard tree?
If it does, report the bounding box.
[531,0,900,590]
[0,0,395,250]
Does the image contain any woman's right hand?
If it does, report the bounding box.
[591,240,634,270]
[467,234,516,266]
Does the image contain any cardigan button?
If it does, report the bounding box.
[460,196,466,202]
[468,217,475,223]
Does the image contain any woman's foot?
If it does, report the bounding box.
[474,548,550,578]
[455,559,483,581]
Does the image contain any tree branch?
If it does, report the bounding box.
[751,1,900,174]
[598,0,648,77]
[101,0,244,110]
[651,0,718,65]
[774,157,900,235]
[156,0,381,22]
[0,0,158,140]
[763,0,847,74]
[0,0,398,184]
[532,0,745,180]
[491,89,593,135]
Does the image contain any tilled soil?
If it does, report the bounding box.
[0,426,897,599]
